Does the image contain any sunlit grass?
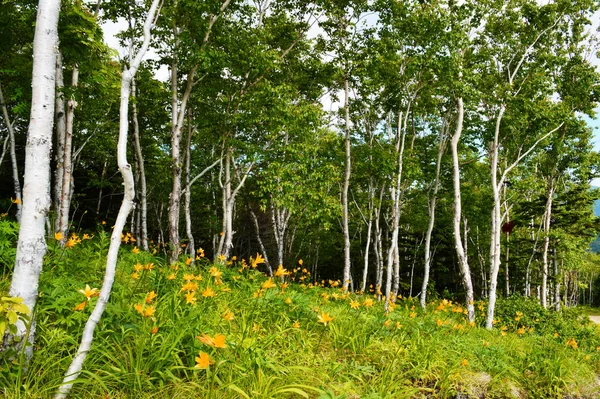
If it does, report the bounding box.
[2,236,600,398]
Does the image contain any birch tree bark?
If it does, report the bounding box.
[341,76,352,292]
[56,1,160,396]
[6,0,61,356]
[385,109,407,311]
[450,98,475,322]
[53,53,65,229]
[0,82,22,220]
[420,121,446,309]
[540,181,554,308]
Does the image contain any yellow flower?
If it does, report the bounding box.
[78,284,99,301]
[222,310,234,321]
[185,291,197,305]
[54,232,64,241]
[82,233,91,240]
[275,265,289,278]
[298,259,303,265]
[134,303,144,315]
[384,319,391,327]
[195,351,213,369]
[253,323,261,332]
[150,326,159,335]
[285,297,292,304]
[317,312,334,326]
[11,197,21,205]
[409,312,417,318]
[167,273,176,280]
[252,253,266,268]
[517,327,525,335]
[202,288,216,298]
[143,263,154,271]
[217,254,226,262]
[181,282,198,292]
[183,273,195,282]
[292,321,300,328]
[197,248,205,257]
[363,298,374,308]
[553,332,559,338]
[566,338,578,349]
[209,267,223,278]
[461,359,469,367]
[145,291,157,304]
[350,300,360,309]
[74,301,86,311]
[185,258,192,266]
[143,306,156,318]
[261,278,276,289]
[395,322,402,329]
[197,333,227,348]
[134,263,144,272]
[132,247,140,254]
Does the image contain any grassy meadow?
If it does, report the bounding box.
[1,227,600,398]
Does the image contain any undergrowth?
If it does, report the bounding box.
[1,230,599,398]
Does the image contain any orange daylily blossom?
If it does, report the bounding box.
[261,278,276,289]
[74,301,86,311]
[317,312,334,326]
[251,253,265,268]
[167,273,176,280]
[143,306,156,318]
[202,288,216,298]
[292,321,300,328]
[195,352,213,369]
[350,300,360,309]
[79,284,99,301]
[11,197,21,205]
[197,333,227,348]
[185,292,197,305]
[54,232,64,240]
[150,326,159,335]
[132,247,140,254]
[145,291,157,304]
[185,258,192,266]
[134,303,144,315]
[222,310,234,321]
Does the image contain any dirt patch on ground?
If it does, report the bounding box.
[589,316,600,324]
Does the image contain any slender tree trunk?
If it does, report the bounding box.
[361,183,373,293]
[420,122,446,309]
[541,182,554,308]
[56,2,160,396]
[451,98,475,322]
[385,109,408,310]
[6,0,61,356]
[250,209,272,276]
[0,82,22,220]
[486,105,505,329]
[374,185,385,299]
[183,113,194,261]
[553,246,560,311]
[96,157,107,217]
[342,77,352,292]
[131,77,148,251]
[57,66,79,242]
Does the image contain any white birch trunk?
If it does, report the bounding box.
[56,1,160,396]
[0,82,22,220]
[250,209,272,276]
[131,77,148,251]
[7,0,60,355]
[420,122,446,309]
[342,77,352,292]
[451,98,475,321]
[385,109,407,310]
[183,115,194,260]
[541,183,554,308]
[57,66,78,242]
[53,53,65,231]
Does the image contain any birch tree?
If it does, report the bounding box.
[6,0,61,355]
[56,1,161,396]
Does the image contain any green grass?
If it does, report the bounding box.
[2,234,600,398]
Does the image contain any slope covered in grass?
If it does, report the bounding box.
[1,233,600,398]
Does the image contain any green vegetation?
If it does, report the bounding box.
[1,232,599,398]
